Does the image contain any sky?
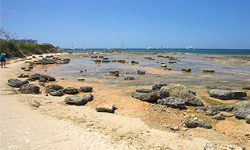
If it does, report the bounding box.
[1,0,250,49]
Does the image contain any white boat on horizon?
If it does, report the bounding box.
[146,47,156,50]
[185,46,195,49]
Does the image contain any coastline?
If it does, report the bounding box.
[1,51,250,149]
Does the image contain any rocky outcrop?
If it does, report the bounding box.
[206,108,220,116]
[181,68,191,72]
[195,106,209,113]
[7,78,29,88]
[204,142,245,150]
[157,97,186,109]
[79,86,93,92]
[124,77,135,80]
[46,84,64,92]
[242,79,250,90]
[136,70,146,75]
[50,90,64,96]
[185,117,212,129]
[110,70,119,77]
[131,90,169,102]
[246,115,250,124]
[64,94,93,105]
[160,84,204,106]
[152,83,167,90]
[27,73,56,82]
[207,89,247,100]
[212,113,225,120]
[19,84,40,94]
[230,101,250,111]
[203,69,215,73]
[63,87,79,94]
[234,109,250,119]
[210,105,234,112]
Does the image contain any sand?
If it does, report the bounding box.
[1,52,249,150]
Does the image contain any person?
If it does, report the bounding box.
[0,53,6,68]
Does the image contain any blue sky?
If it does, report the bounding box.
[1,0,250,49]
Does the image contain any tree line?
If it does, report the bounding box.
[0,28,57,58]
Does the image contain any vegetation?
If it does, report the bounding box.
[0,28,56,58]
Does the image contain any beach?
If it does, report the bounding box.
[1,51,250,150]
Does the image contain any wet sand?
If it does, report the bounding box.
[1,51,250,149]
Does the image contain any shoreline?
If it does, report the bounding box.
[1,52,250,149]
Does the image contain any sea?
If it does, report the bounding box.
[63,48,250,55]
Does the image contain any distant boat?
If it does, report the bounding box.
[146,47,156,50]
[120,39,127,49]
[72,42,75,49]
[185,46,195,49]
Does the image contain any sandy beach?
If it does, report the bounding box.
[1,51,250,150]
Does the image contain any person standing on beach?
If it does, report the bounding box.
[0,53,6,68]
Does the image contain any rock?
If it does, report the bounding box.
[246,115,250,124]
[110,70,119,77]
[204,142,245,150]
[22,75,29,78]
[124,77,135,80]
[212,113,225,120]
[63,87,79,94]
[131,61,139,64]
[131,91,159,101]
[118,60,126,63]
[39,78,47,82]
[230,101,250,111]
[170,125,179,131]
[168,61,177,64]
[39,82,45,86]
[203,69,215,73]
[207,89,247,100]
[210,105,234,112]
[136,89,153,93]
[195,106,209,113]
[102,60,110,63]
[160,84,204,106]
[152,83,167,90]
[136,70,146,75]
[234,109,250,119]
[181,68,191,72]
[164,68,172,70]
[24,68,31,71]
[161,63,167,67]
[79,86,93,92]
[157,97,186,109]
[206,108,220,116]
[242,79,250,90]
[96,103,116,113]
[17,73,23,78]
[77,78,85,81]
[185,117,212,129]
[50,90,64,96]
[64,94,93,105]
[46,84,64,92]
[19,84,40,94]
[7,79,29,88]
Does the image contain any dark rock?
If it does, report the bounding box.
[118,60,126,63]
[39,82,45,87]
[206,108,220,116]
[24,68,31,71]
[234,109,250,119]
[152,83,167,90]
[91,56,98,58]
[39,78,47,82]
[181,68,191,72]
[22,75,29,78]
[124,77,135,80]
[79,86,93,92]
[102,60,110,63]
[21,67,26,70]
[160,84,204,106]
[17,73,23,78]
[160,63,167,67]
[208,89,247,100]
[203,69,215,73]
[64,94,93,105]
[212,113,225,120]
[45,84,64,92]
[185,117,212,129]
[136,70,146,75]
[110,70,119,77]
[131,92,159,101]
[230,101,250,111]
[204,142,245,150]
[164,68,172,70]
[136,89,153,93]
[63,87,79,94]
[93,60,101,63]
[50,90,64,96]
[7,79,29,88]
[210,105,234,112]
[27,73,41,81]
[157,97,186,109]
[246,115,250,124]
[242,79,250,90]
[169,61,177,64]
[195,106,209,113]
[131,61,139,64]
[19,84,40,94]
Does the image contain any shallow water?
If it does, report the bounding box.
[35,54,250,92]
